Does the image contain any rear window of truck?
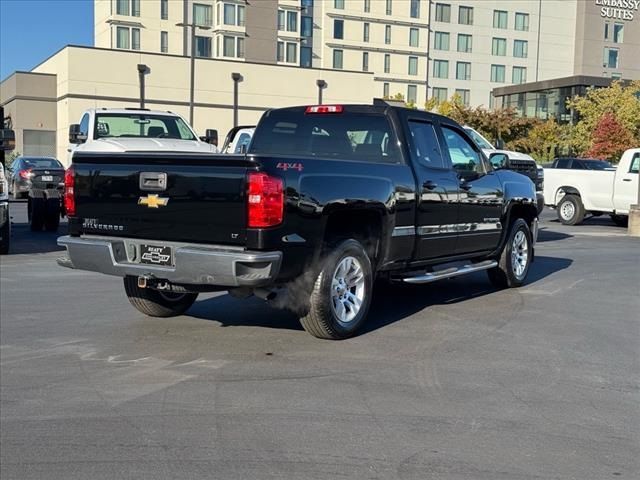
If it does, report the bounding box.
[249,110,402,164]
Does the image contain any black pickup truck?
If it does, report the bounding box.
[58,103,539,339]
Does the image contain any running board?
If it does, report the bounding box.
[401,260,498,284]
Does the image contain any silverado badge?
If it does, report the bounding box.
[138,194,169,208]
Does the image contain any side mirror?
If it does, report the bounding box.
[489,152,509,170]
[69,124,87,144]
[0,128,16,151]
[495,137,505,149]
[202,129,218,146]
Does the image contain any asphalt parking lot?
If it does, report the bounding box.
[1,201,639,480]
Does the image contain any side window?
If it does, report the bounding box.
[79,114,90,137]
[234,132,252,153]
[555,158,570,169]
[408,121,446,169]
[629,153,639,173]
[573,160,585,169]
[441,126,485,176]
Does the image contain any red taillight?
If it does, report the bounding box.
[64,167,76,217]
[19,169,33,179]
[247,172,284,228]
[305,105,344,114]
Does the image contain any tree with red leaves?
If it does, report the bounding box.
[585,112,636,162]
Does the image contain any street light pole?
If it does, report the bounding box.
[316,80,327,104]
[176,22,211,127]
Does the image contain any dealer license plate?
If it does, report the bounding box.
[140,244,174,266]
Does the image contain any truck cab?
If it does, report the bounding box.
[67,108,219,165]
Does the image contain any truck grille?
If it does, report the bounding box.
[507,159,537,181]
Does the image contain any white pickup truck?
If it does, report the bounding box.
[67,108,219,164]
[544,148,640,226]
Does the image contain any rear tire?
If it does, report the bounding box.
[557,194,585,225]
[610,214,628,227]
[299,239,373,340]
[44,198,61,232]
[0,219,10,255]
[30,198,45,231]
[487,218,532,289]
[123,276,198,317]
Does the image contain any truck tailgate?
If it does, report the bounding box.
[73,152,254,245]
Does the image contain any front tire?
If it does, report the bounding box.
[557,194,585,225]
[300,239,373,340]
[610,214,628,227]
[487,218,533,289]
[29,198,45,231]
[123,276,198,317]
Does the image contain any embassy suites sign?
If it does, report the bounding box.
[596,0,639,21]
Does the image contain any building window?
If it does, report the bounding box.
[287,11,298,32]
[278,10,285,30]
[457,34,472,53]
[409,28,419,47]
[408,56,418,75]
[223,36,236,57]
[434,31,449,50]
[493,10,507,29]
[611,72,622,79]
[301,16,312,37]
[435,3,451,22]
[286,42,297,63]
[455,89,470,106]
[333,49,343,69]
[515,12,529,31]
[407,85,417,103]
[386,0,393,15]
[383,82,390,97]
[161,0,168,20]
[492,37,507,56]
[512,66,527,84]
[364,0,371,13]
[363,52,369,72]
[277,41,284,61]
[613,23,624,43]
[335,0,345,9]
[491,64,506,82]
[458,6,473,25]
[410,0,420,18]
[116,0,129,16]
[513,40,528,58]
[116,26,129,48]
[384,54,390,73]
[301,46,312,67]
[433,87,448,103]
[456,61,471,80]
[116,26,140,50]
[195,36,211,57]
[433,59,448,79]
[194,3,213,27]
[237,37,245,58]
[385,25,391,44]
[160,31,168,53]
[334,19,344,39]
[603,47,619,68]
[363,22,370,42]
[131,0,140,16]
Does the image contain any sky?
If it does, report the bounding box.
[0,0,94,81]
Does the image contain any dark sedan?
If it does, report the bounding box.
[7,156,65,200]
[549,157,615,170]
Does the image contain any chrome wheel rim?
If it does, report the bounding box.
[560,201,575,221]
[331,256,366,325]
[511,230,529,279]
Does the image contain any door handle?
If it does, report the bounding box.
[622,178,632,182]
[459,182,472,191]
[423,180,438,190]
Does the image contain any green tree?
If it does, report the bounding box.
[567,80,640,155]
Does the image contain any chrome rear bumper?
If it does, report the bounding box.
[57,235,282,287]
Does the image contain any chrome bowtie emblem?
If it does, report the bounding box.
[138,194,169,208]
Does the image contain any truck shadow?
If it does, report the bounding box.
[189,255,572,335]
[5,222,66,255]
[536,228,573,243]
